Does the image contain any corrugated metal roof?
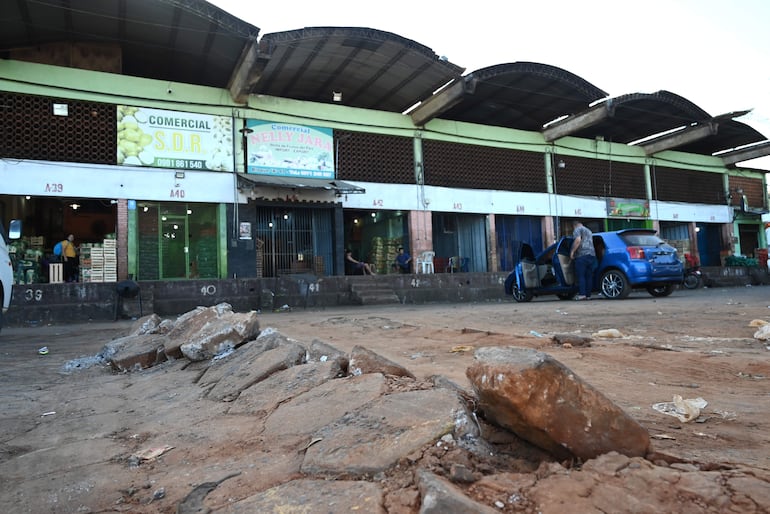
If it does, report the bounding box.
[1,0,767,161]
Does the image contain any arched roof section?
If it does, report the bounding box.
[251,27,465,112]
[677,119,767,155]
[569,91,712,143]
[410,62,608,130]
[0,0,258,89]
[544,90,767,159]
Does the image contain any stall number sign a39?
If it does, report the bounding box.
[117,106,234,172]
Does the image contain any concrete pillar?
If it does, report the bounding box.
[487,214,497,272]
[409,210,432,256]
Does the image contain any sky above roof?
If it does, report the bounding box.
[209,0,770,171]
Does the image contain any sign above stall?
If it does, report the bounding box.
[245,120,334,180]
[117,106,234,171]
[606,197,650,218]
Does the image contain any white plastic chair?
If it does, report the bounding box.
[416,251,435,274]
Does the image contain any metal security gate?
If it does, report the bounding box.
[253,207,333,277]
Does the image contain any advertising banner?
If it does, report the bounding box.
[117,106,234,171]
[245,120,334,179]
[606,197,650,218]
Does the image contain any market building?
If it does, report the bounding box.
[2,0,769,289]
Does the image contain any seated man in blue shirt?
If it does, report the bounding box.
[394,247,412,273]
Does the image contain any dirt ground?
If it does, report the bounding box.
[1,285,770,512]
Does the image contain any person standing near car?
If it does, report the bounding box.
[569,220,597,300]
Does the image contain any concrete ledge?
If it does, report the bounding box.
[7,269,768,328]
[702,266,770,287]
[5,272,511,327]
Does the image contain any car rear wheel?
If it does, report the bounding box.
[512,286,533,303]
[600,270,630,299]
[647,284,674,297]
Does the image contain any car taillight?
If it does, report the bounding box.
[627,246,646,259]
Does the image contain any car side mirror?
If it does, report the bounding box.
[8,219,21,239]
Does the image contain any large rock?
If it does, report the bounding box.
[165,303,260,361]
[466,346,650,461]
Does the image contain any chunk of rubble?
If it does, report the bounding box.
[349,345,415,378]
[128,313,163,335]
[308,338,349,369]
[466,346,650,461]
[101,334,170,371]
[417,469,498,514]
[202,335,306,402]
[753,324,770,340]
[592,328,625,338]
[163,303,260,361]
[552,334,592,347]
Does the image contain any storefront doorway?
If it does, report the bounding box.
[343,210,409,274]
[160,214,188,279]
[137,202,219,280]
[252,206,335,277]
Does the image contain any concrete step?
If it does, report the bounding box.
[350,283,401,305]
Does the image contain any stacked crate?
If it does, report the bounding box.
[26,236,45,250]
[103,239,117,282]
[669,239,690,260]
[79,244,92,282]
[89,244,105,282]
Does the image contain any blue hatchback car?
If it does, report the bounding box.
[504,229,684,301]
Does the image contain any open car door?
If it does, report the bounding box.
[504,241,537,301]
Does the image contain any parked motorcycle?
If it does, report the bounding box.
[683,266,703,289]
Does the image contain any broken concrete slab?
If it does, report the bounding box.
[101,333,170,371]
[466,346,650,461]
[228,360,345,415]
[222,478,384,513]
[197,331,287,388]
[263,373,386,437]
[300,388,471,476]
[205,341,306,402]
[164,303,260,361]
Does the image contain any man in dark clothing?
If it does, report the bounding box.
[569,220,597,300]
